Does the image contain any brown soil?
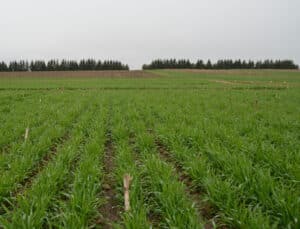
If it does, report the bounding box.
[96,129,121,228]
[1,87,210,91]
[173,69,300,74]
[0,70,159,78]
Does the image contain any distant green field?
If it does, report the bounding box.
[0,70,299,228]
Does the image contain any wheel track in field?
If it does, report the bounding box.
[96,107,121,228]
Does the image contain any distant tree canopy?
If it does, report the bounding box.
[0,59,129,72]
[142,59,299,70]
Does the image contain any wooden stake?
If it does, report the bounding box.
[25,127,29,142]
[123,174,132,211]
[24,127,29,142]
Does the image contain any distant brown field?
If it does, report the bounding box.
[0,70,159,78]
[173,69,300,75]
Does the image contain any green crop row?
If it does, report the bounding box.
[109,97,204,228]
[0,98,99,228]
[47,99,108,228]
[0,70,299,229]
[129,89,299,228]
[0,92,86,167]
[0,93,92,205]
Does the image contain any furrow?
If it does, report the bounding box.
[0,102,97,228]
[13,132,71,197]
[0,99,89,206]
[154,138,222,229]
[97,108,121,228]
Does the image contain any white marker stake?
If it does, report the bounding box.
[25,127,29,142]
[123,174,132,211]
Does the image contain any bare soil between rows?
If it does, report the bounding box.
[153,136,230,229]
[97,129,121,228]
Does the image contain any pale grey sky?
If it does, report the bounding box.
[0,0,299,69]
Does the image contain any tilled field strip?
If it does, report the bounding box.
[147,103,299,228]
[0,101,98,228]
[118,103,204,228]
[106,99,212,228]
[139,104,266,228]
[154,138,218,229]
[0,70,159,78]
[46,101,107,228]
[112,103,160,227]
[134,105,225,228]
[0,70,299,228]
[137,91,300,228]
[12,131,71,198]
[0,98,90,209]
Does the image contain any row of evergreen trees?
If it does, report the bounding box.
[143,59,299,70]
[0,59,129,72]
[1,58,298,71]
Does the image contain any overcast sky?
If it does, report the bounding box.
[0,0,299,69]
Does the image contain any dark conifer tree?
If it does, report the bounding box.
[195,60,205,69]
[206,60,212,69]
[0,62,9,71]
[47,60,59,71]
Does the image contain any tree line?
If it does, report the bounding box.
[143,59,299,70]
[0,59,129,72]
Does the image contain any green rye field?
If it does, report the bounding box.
[0,70,299,228]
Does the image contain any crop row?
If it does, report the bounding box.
[0,97,106,228]
[109,97,205,228]
[0,88,298,228]
[130,89,299,228]
[0,92,92,206]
